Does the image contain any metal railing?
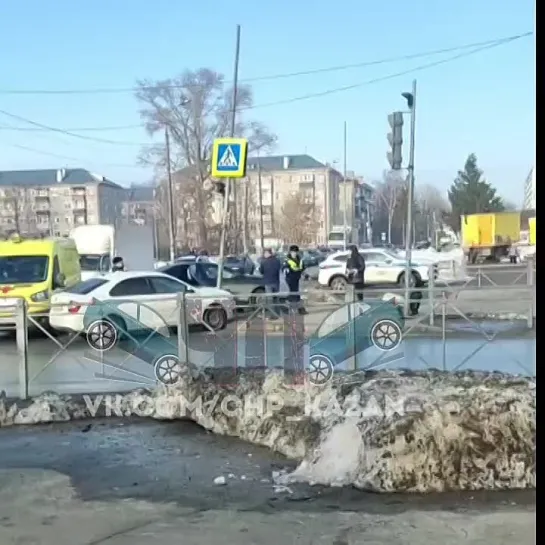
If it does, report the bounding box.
[0,275,535,400]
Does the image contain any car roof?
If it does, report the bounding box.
[101,270,180,282]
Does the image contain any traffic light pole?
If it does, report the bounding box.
[403,79,417,317]
[217,24,241,288]
[165,126,176,263]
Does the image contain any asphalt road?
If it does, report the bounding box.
[0,419,535,545]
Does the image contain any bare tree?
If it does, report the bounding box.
[375,173,404,243]
[135,69,276,249]
[277,193,321,246]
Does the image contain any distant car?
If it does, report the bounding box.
[49,271,236,335]
[306,300,405,384]
[159,261,266,306]
[317,248,435,291]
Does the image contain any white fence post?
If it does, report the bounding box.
[177,291,189,364]
[428,265,435,326]
[14,298,29,400]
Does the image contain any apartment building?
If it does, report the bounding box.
[241,154,343,245]
[337,172,375,244]
[523,166,536,210]
[0,168,123,237]
[121,185,155,225]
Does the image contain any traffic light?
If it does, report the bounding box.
[387,111,404,170]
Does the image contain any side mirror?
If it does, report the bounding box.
[385,259,393,265]
[55,273,65,287]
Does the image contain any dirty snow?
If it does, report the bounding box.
[0,367,535,493]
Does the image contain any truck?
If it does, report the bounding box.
[327,226,354,250]
[529,217,536,246]
[70,224,155,280]
[461,212,521,264]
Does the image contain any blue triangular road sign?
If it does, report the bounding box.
[217,145,238,168]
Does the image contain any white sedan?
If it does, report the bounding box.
[317,248,435,290]
[49,270,236,334]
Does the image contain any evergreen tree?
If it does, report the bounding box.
[447,154,505,231]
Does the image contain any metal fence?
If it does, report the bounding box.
[0,269,535,400]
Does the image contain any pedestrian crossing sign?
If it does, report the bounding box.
[211,137,248,178]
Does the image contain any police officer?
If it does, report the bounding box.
[282,245,307,315]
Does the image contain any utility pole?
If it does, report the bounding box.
[342,121,348,251]
[217,24,241,288]
[402,79,417,317]
[257,155,265,251]
[165,126,176,262]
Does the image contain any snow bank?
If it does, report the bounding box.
[0,368,535,493]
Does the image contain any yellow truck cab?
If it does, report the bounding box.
[0,234,81,328]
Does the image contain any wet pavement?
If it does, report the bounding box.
[0,418,535,513]
[0,418,536,544]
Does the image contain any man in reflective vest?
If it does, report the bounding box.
[282,245,307,315]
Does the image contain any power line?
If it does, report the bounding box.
[4,141,143,169]
[0,33,530,147]
[0,111,149,146]
[0,124,142,132]
[233,34,531,112]
[0,32,532,96]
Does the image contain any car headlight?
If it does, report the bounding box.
[31,290,49,302]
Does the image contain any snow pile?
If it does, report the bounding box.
[397,247,468,282]
[0,369,535,493]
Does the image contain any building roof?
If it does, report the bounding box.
[122,185,155,202]
[0,168,121,188]
[246,154,326,171]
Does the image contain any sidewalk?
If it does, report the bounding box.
[0,468,535,545]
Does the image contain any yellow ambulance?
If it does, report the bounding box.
[0,234,81,329]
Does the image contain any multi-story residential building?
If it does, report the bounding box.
[336,172,375,244]
[0,168,123,237]
[121,185,155,225]
[242,154,343,245]
[523,166,536,210]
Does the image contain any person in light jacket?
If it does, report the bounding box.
[346,245,365,301]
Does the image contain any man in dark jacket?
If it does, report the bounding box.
[259,248,281,317]
[282,245,307,314]
[346,245,365,301]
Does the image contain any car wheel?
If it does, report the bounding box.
[307,354,334,385]
[154,354,182,385]
[203,305,228,330]
[370,319,403,351]
[86,318,119,351]
[397,271,418,288]
[249,287,265,307]
[330,276,347,291]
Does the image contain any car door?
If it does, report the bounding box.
[147,275,189,327]
[362,252,388,284]
[108,277,164,331]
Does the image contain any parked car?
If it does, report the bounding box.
[317,248,435,291]
[49,271,236,335]
[159,261,268,305]
[306,299,405,384]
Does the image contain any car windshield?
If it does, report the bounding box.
[80,254,110,271]
[188,263,239,284]
[0,255,49,284]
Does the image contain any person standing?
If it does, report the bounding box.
[259,248,281,318]
[509,245,519,264]
[282,245,307,314]
[346,245,365,301]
